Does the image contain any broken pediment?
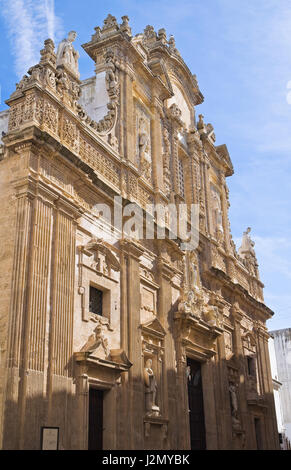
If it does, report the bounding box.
[80,238,120,276]
[140,317,166,339]
[79,319,132,370]
[110,349,132,368]
[216,144,234,177]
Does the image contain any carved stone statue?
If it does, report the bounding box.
[178,287,204,318]
[81,320,110,357]
[138,118,149,159]
[138,117,151,181]
[189,252,200,289]
[144,358,159,415]
[105,50,118,97]
[197,114,206,133]
[168,35,180,56]
[229,383,238,413]
[238,227,255,257]
[203,302,219,327]
[206,123,216,143]
[211,185,223,233]
[238,227,259,277]
[143,25,156,42]
[56,31,80,78]
[229,383,241,429]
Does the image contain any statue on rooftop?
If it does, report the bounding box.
[56,31,80,78]
[239,227,255,257]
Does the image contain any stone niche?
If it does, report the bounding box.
[140,316,169,447]
[135,102,152,183]
[242,330,261,401]
[140,264,159,324]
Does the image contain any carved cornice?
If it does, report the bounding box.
[119,238,145,260]
[74,351,132,372]
[205,267,273,320]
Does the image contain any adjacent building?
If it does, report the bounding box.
[0,15,279,450]
[269,329,291,449]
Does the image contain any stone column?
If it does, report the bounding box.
[214,332,233,449]
[73,369,89,450]
[46,197,80,450]
[151,93,163,193]
[123,72,135,164]
[200,154,211,235]
[201,358,219,449]
[117,245,130,449]
[18,184,55,450]
[3,180,34,449]
[156,249,178,449]
[231,303,251,449]
[119,240,144,449]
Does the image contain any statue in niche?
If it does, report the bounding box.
[144,358,159,415]
[229,383,241,429]
[211,185,223,233]
[138,118,149,159]
[105,50,118,98]
[56,31,80,78]
[189,252,200,292]
[138,117,151,181]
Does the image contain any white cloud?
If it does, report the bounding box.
[233,235,291,281]
[253,236,291,280]
[0,0,63,78]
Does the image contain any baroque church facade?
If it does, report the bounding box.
[0,15,279,450]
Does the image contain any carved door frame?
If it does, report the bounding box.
[74,354,131,450]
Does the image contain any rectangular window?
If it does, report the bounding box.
[89,286,103,316]
[178,158,185,198]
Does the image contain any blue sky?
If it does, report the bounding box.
[0,0,290,330]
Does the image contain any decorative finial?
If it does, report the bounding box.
[102,14,118,31]
[120,15,132,36]
[158,28,167,43]
[40,38,56,67]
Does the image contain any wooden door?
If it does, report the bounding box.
[187,358,206,450]
[88,388,103,450]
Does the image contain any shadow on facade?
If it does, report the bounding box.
[2,355,280,450]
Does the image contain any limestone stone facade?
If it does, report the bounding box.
[0,15,279,450]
